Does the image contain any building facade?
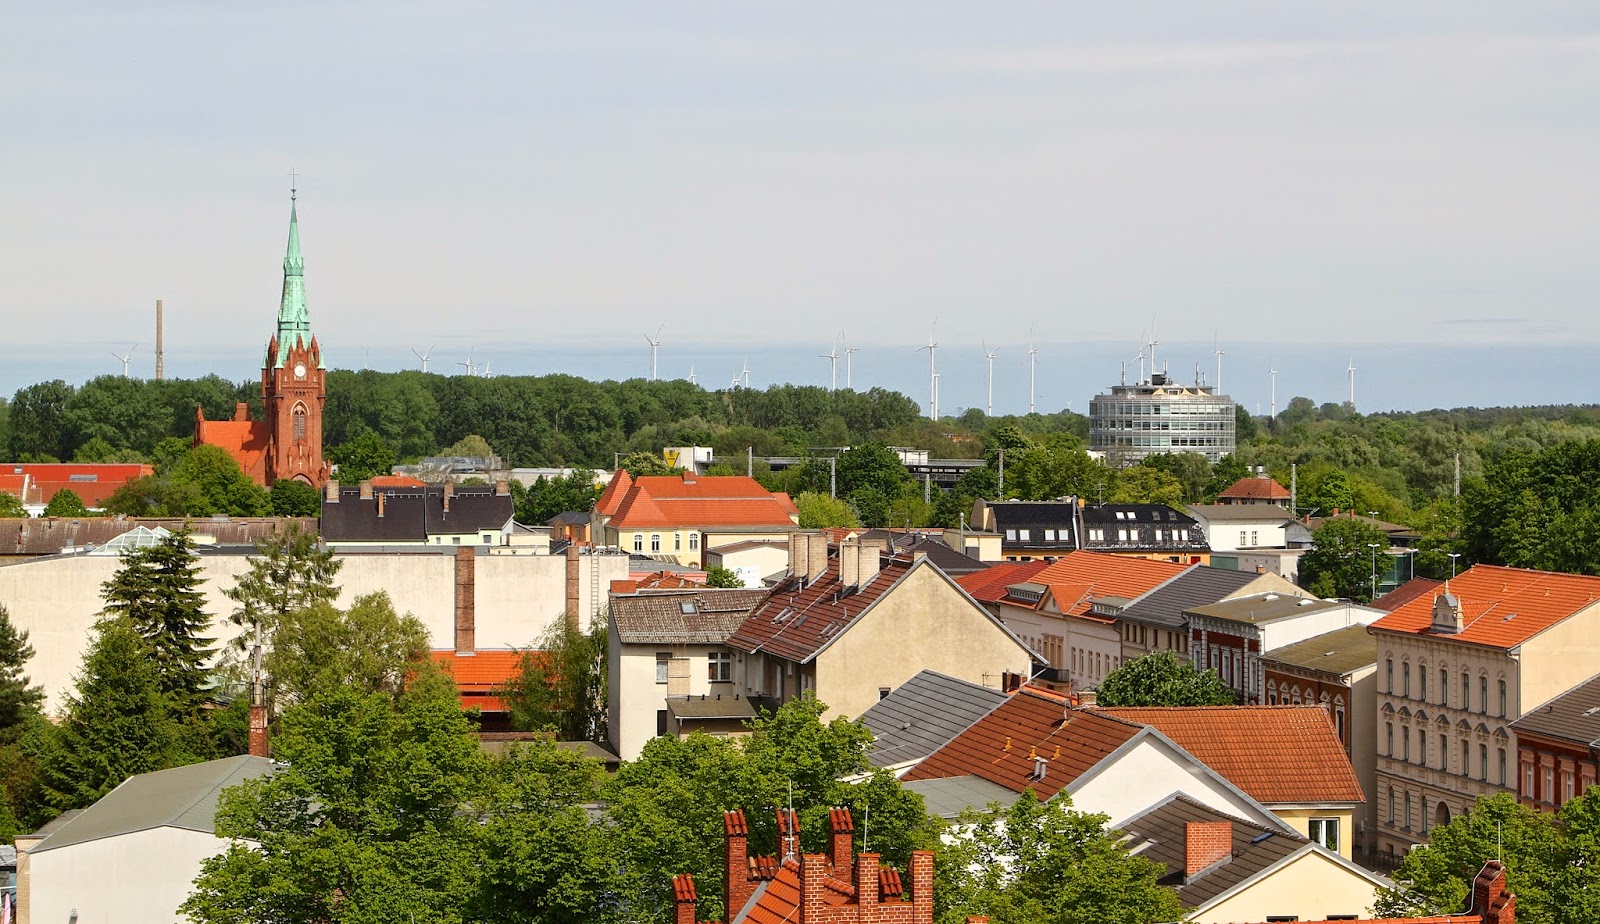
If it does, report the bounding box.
[1507,673,1600,813]
[1088,372,1236,463]
[1187,595,1384,704]
[1369,566,1600,857]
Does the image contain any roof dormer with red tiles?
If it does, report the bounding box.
[673,807,938,924]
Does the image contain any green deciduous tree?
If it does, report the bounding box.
[42,489,90,517]
[0,494,24,518]
[794,491,861,529]
[617,451,680,477]
[1109,467,1184,507]
[936,793,1185,924]
[100,530,214,716]
[102,473,205,517]
[1095,651,1236,707]
[269,478,321,516]
[511,470,602,523]
[499,619,607,742]
[704,566,743,588]
[36,618,191,812]
[173,444,271,515]
[265,593,429,707]
[327,430,397,482]
[1299,517,1392,602]
[223,525,343,672]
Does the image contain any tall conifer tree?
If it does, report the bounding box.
[101,530,214,715]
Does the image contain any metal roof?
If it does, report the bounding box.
[1187,593,1344,625]
[1118,566,1260,629]
[31,756,275,853]
[901,774,1023,819]
[1259,624,1377,677]
[858,670,1009,769]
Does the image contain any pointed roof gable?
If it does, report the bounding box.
[1217,476,1292,502]
[1029,550,1187,618]
[595,469,634,516]
[607,474,799,529]
[1370,564,1600,650]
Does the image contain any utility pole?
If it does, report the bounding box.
[154,299,165,380]
[1290,463,1297,517]
[923,474,931,504]
[997,448,1005,499]
[748,446,753,478]
[1454,453,1461,497]
[829,456,837,498]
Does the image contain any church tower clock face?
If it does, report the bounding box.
[294,362,306,379]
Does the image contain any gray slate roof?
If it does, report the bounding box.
[321,486,513,542]
[1187,593,1342,626]
[1117,566,1259,630]
[860,670,1009,769]
[609,589,770,644]
[666,693,773,721]
[32,756,275,853]
[901,774,1023,818]
[1117,794,1307,908]
[1511,671,1600,749]
[1260,624,1377,677]
[1187,504,1298,523]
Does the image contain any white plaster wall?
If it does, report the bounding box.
[28,826,233,924]
[1072,737,1279,830]
[0,551,629,713]
[1199,518,1290,553]
[704,545,789,589]
[611,640,733,760]
[1259,604,1384,654]
[1196,850,1379,924]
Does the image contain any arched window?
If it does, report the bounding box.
[292,403,308,443]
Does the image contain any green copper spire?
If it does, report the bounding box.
[274,187,318,366]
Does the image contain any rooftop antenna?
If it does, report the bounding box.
[1347,358,1356,409]
[917,319,939,420]
[821,339,839,391]
[111,345,137,378]
[983,340,999,416]
[1027,328,1039,414]
[411,344,436,373]
[843,330,860,389]
[1213,332,1224,395]
[644,324,664,382]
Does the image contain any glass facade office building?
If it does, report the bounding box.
[1089,374,1236,463]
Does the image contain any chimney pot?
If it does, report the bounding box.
[359,480,373,501]
[324,479,339,503]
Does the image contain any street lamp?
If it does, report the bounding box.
[1367,542,1382,601]
[1447,552,1461,579]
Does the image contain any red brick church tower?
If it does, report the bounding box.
[195,187,330,487]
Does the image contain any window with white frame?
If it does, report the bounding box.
[689,533,699,550]
[651,534,661,552]
[633,534,644,552]
[1309,818,1339,852]
[708,651,733,683]
[655,653,671,684]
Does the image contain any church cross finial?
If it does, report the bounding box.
[288,168,299,199]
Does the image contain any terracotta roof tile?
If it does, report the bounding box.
[1217,477,1292,501]
[955,560,1053,604]
[1370,577,1443,612]
[726,555,917,663]
[1370,563,1600,649]
[900,687,1144,799]
[0,464,154,509]
[610,589,769,644]
[195,419,271,484]
[605,474,798,529]
[595,469,633,516]
[431,650,528,689]
[1096,705,1366,804]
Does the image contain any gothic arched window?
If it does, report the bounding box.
[292,403,308,443]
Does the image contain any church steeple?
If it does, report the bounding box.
[274,187,317,366]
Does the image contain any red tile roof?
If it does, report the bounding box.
[370,474,426,488]
[901,687,1145,799]
[605,473,798,529]
[727,555,916,663]
[0,464,154,509]
[1371,577,1443,612]
[1096,705,1366,804]
[595,469,633,517]
[1031,551,1186,618]
[956,560,1053,604]
[195,418,271,484]
[1370,564,1600,650]
[432,650,529,690]
[1217,477,1292,502]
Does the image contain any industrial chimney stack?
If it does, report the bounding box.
[155,299,165,380]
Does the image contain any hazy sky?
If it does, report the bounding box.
[4,3,1598,413]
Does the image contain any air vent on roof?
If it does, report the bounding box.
[1298,598,1315,606]
[1250,831,1275,844]
[1029,756,1048,782]
[1584,706,1600,717]
[1264,593,1279,601]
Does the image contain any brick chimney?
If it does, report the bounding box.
[359,480,373,501]
[800,853,829,923]
[854,852,880,919]
[233,401,250,421]
[828,807,854,877]
[724,810,754,917]
[1185,821,1233,880]
[495,479,510,496]
[454,546,476,651]
[565,544,582,631]
[788,531,830,586]
[1474,860,1515,924]
[247,702,269,758]
[377,491,385,518]
[324,479,339,503]
[776,807,800,860]
[909,850,934,924]
[672,874,697,924]
[840,541,882,590]
[443,480,455,514]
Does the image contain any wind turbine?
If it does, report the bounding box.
[457,347,478,378]
[843,331,860,389]
[917,319,939,420]
[479,359,494,379]
[820,340,839,391]
[644,325,664,382]
[688,365,697,386]
[1347,358,1356,409]
[1027,328,1039,415]
[740,358,751,390]
[111,345,137,378]
[411,344,436,373]
[983,341,999,416]
[1270,366,1278,420]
